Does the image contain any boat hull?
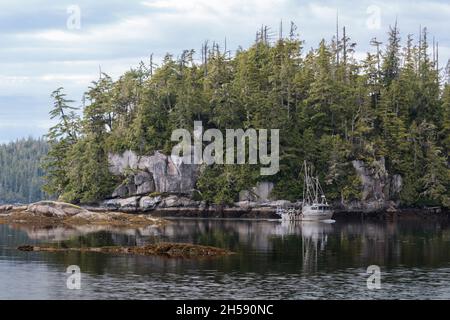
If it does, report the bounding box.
[300,211,334,221]
[278,210,334,221]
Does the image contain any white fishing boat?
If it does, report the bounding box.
[276,161,334,221]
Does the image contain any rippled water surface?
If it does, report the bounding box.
[1,217,450,299]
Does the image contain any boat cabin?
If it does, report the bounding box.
[310,205,331,211]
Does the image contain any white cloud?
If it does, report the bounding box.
[307,3,338,20]
[26,16,160,44]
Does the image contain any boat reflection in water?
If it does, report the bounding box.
[274,219,335,272]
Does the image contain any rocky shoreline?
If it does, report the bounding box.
[1,200,448,222]
[85,193,449,220]
[85,195,286,219]
[3,149,439,222]
[85,150,447,220]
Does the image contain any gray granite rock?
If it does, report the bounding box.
[134,171,151,186]
[100,197,140,212]
[0,205,13,212]
[112,185,128,198]
[108,151,199,195]
[139,196,161,211]
[136,181,155,195]
[350,158,403,212]
[26,201,87,217]
[158,195,199,208]
[239,182,274,202]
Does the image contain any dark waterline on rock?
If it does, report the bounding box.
[1,217,450,299]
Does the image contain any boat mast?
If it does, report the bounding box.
[303,161,328,205]
[303,161,316,205]
[314,178,319,203]
[303,160,308,204]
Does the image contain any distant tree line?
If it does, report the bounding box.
[42,23,449,207]
[0,138,48,204]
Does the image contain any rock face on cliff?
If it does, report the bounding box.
[108,150,199,197]
[105,151,403,214]
[348,158,402,212]
[106,150,280,213]
[239,182,274,202]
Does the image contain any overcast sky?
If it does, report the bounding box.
[0,0,448,144]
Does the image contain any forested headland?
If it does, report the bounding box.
[41,23,449,208]
[0,138,48,204]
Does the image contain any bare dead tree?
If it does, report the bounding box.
[224,37,227,55]
[149,53,155,77]
[279,19,283,40]
[201,41,209,76]
[432,36,436,67]
[289,21,298,40]
[370,37,382,72]
[436,41,439,72]
[445,59,450,84]
[343,27,347,65]
[336,11,340,65]
[418,25,422,67]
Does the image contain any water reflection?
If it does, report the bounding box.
[273,220,333,273]
[2,218,450,299]
[4,218,450,272]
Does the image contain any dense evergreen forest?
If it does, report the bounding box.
[0,138,48,204]
[43,23,449,207]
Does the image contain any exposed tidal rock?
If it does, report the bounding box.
[26,201,88,217]
[89,194,281,218]
[139,196,162,211]
[0,205,27,213]
[101,195,197,212]
[234,201,259,209]
[101,197,140,212]
[159,195,200,208]
[0,205,13,212]
[1,203,166,228]
[263,200,294,208]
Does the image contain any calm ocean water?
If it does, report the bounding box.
[1,217,450,299]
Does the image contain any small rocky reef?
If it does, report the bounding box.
[17,242,233,258]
